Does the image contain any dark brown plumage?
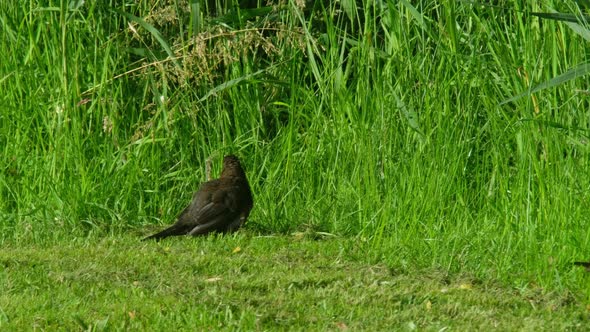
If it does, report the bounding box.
[142,155,253,241]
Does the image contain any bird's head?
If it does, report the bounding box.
[221,154,246,178]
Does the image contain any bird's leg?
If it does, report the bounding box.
[224,216,244,232]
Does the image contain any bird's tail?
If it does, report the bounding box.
[142,224,186,241]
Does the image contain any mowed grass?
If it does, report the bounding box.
[1,233,588,331]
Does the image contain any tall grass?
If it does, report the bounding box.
[1,0,590,290]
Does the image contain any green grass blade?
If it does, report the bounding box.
[189,0,202,36]
[212,6,274,25]
[500,62,590,105]
[111,7,181,69]
[531,9,590,41]
[198,69,266,102]
[530,12,590,24]
[400,0,426,29]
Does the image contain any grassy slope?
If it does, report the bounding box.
[2,0,590,329]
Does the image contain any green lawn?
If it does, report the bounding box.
[1,233,588,330]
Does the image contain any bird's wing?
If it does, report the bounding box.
[184,185,240,231]
[198,185,239,218]
[174,181,219,226]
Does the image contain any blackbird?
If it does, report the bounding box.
[142,154,253,241]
